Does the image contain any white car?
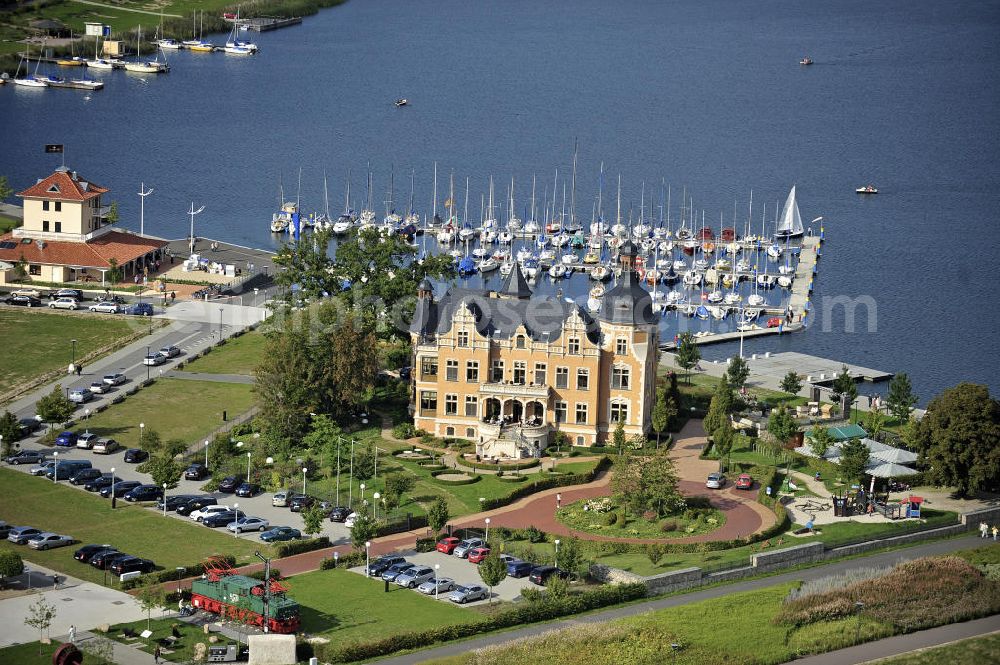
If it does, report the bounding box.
[89,302,122,313]
[395,566,436,589]
[417,576,455,595]
[706,472,727,489]
[28,533,74,550]
[76,432,100,449]
[226,517,270,533]
[142,353,166,366]
[92,438,120,454]
[272,490,291,507]
[11,288,43,298]
[49,297,79,310]
[89,381,108,394]
[343,512,359,528]
[190,505,231,522]
[103,373,127,386]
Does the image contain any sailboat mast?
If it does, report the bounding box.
[616,174,621,225]
[407,170,414,217]
[530,174,536,223]
[463,176,470,226]
[431,162,437,221]
[323,170,330,219]
[570,140,578,227]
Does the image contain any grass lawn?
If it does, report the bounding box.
[180,331,265,376]
[0,641,60,665]
[874,633,1000,665]
[556,499,724,539]
[0,213,20,234]
[0,309,136,397]
[107,616,241,664]
[284,568,479,647]
[71,378,255,449]
[0,468,269,585]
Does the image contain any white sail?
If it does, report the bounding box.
[776,186,804,237]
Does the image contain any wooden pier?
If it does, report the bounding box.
[234,16,302,32]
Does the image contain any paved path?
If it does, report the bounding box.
[372,534,986,664]
[75,630,155,665]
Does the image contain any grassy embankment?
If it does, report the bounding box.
[179,330,265,376]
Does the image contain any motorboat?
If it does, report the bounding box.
[157,39,182,50]
[395,98,408,107]
[590,264,611,281]
[856,185,878,194]
[709,305,727,320]
[706,290,724,304]
[800,57,813,65]
[743,308,762,322]
[478,257,499,272]
[561,253,581,266]
[695,305,710,320]
[777,275,793,289]
[457,256,477,277]
[766,243,782,260]
[724,292,742,306]
[747,293,766,307]
[56,56,86,66]
[757,273,776,289]
[498,230,513,245]
[86,58,115,70]
[436,226,455,244]
[548,263,567,279]
[271,201,297,233]
[682,271,702,287]
[583,251,600,264]
[666,290,685,307]
[551,234,569,248]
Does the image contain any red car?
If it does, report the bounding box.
[436,537,461,555]
[467,547,491,564]
[735,473,754,490]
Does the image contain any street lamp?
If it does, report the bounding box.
[219,307,224,339]
[139,422,145,448]
[365,541,371,577]
[110,467,116,510]
[554,539,560,568]
[485,517,491,543]
[70,339,77,367]
[138,182,154,236]
[302,467,308,495]
[162,483,168,517]
[84,409,91,434]
[246,451,252,482]
[204,440,209,468]
[434,564,440,600]
[360,483,366,506]
[373,492,381,520]
[233,503,239,538]
[855,601,865,643]
[52,451,58,483]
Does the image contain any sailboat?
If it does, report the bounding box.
[774,185,805,238]
[224,10,258,54]
[333,170,355,234]
[125,26,169,73]
[187,11,215,51]
[13,44,47,87]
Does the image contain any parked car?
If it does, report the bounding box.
[735,473,754,490]
[53,288,84,301]
[706,472,727,489]
[327,505,352,522]
[29,461,55,476]
[89,381,108,394]
[288,495,318,512]
[507,559,536,578]
[18,418,41,438]
[74,544,116,563]
[203,510,245,528]
[7,526,42,544]
[184,464,209,480]
[234,482,261,498]
[343,512,359,528]
[453,538,485,559]
[28,533,74,550]
[467,547,492,564]
[88,301,122,314]
[90,550,131,570]
[0,521,10,539]
[417,576,455,595]
[123,448,148,463]
[176,496,217,517]
[76,432,100,449]
[190,505,232,522]
[227,516,269,533]
[381,562,416,582]
[84,474,115,492]
[4,294,42,307]
[6,450,46,465]
[123,484,163,502]
[103,373,127,386]
[271,490,292,507]
[69,468,103,486]
[217,476,240,493]
[157,494,203,512]
[366,554,406,577]
[55,431,79,447]
[436,537,461,554]
[529,565,569,586]
[126,302,154,316]
[100,480,141,498]
[142,353,165,366]
[49,297,79,310]
[449,584,488,604]
[260,526,301,543]
[68,387,93,403]
[109,556,155,575]
[395,566,436,589]
[93,438,120,455]
[159,345,181,358]
[10,287,43,298]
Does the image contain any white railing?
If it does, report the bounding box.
[479,382,550,398]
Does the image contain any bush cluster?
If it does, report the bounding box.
[415,538,436,553]
[391,423,416,440]
[479,457,612,511]
[318,551,366,570]
[120,554,237,590]
[273,537,330,558]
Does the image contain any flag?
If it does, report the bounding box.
[45,144,64,154]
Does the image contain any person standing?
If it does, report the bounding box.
[982,521,990,538]
[68,625,76,644]
[154,645,161,664]
[993,525,999,541]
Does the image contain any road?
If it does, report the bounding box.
[372,534,989,664]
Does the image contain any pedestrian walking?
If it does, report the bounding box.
[993,525,998,541]
[75,364,83,376]
[154,645,161,664]
[68,625,76,644]
[170,291,176,302]
[982,521,990,538]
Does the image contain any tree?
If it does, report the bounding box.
[839,437,870,485]
[383,472,415,513]
[831,365,859,415]
[809,425,833,458]
[726,355,750,391]
[713,424,735,470]
[862,409,886,440]
[651,387,671,448]
[703,376,734,435]
[887,372,918,424]
[914,383,1000,497]
[135,579,167,631]
[350,513,377,552]
[557,536,583,579]
[0,410,20,457]
[611,419,626,455]
[767,406,799,449]
[352,443,376,481]
[24,595,57,653]
[675,332,700,384]
[107,257,123,285]
[36,384,75,426]
[105,200,119,224]
[610,454,643,518]
[0,175,13,203]
[0,550,23,584]
[780,370,802,396]
[303,414,341,454]
[301,505,326,537]
[147,455,182,490]
[428,497,450,535]
[477,550,507,603]
[640,451,686,516]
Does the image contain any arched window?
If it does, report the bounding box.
[516,335,526,349]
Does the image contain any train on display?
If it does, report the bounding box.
[190,557,301,634]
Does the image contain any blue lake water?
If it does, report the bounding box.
[2,0,999,402]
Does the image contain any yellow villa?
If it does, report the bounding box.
[410,240,659,457]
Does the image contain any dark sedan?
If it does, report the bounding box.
[157,494,203,512]
[184,464,209,480]
[288,495,318,512]
[123,485,164,502]
[90,550,131,570]
[259,526,301,543]
[217,476,240,493]
[109,556,155,575]
[74,544,116,563]
[100,480,141,498]
[5,450,46,465]
[176,496,217,517]
[123,449,149,464]
[328,506,352,522]
[69,468,104,486]
[84,474,115,492]
[19,418,41,438]
[507,560,537,578]
[202,510,245,528]
[366,554,406,577]
[528,565,570,586]
[5,294,42,307]
[234,482,261,498]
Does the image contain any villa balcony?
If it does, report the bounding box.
[480,381,550,399]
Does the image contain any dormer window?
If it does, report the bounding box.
[515,335,526,349]
[47,184,60,193]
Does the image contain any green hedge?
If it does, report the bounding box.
[497,475,528,483]
[315,582,648,662]
[461,458,541,472]
[430,469,482,485]
[120,554,237,590]
[274,537,330,558]
[479,456,611,511]
[415,537,436,553]
[319,551,366,570]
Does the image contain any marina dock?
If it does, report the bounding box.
[235,16,303,32]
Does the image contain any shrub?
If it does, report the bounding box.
[604,511,618,526]
[642,510,657,522]
[120,554,237,589]
[319,551,366,570]
[274,537,330,558]
[646,543,667,565]
[615,511,626,528]
[415,538,436,553]
[661,520,678,533]
[391,423,416,440]
[523,526,546,543]
[247,568,282,581]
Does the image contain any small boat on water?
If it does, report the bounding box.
[747,293,766,307]
[157,38,182,50]
[56,56,86,67]
[478,257,499,273]
[775,186,805,238]
[856,185,878,194]
[395,98,408,107]
[800,57,813,66]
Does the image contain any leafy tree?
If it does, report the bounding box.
[350,513,377,552]
[352,443,376,481]
[303,414,341,452]
[914,383,1000,497]
[107,257,123,285]
[651,387,671,448]
[135,579,167,631]
[0,175,13,203]
[675,332,700,384]
[0,410,20,456]
[24,595,56,654]
[809,425,833,458]
[767,406,798,449]
[477,550,507,603]
[557,536,583,579]
[839,437,870,485]
[780,370,802,395]
[36,384,75,426]
[273,228,340,302]
[301,505,326,537]
[666,371,681,408]
[831,365,859,415]
[105,200,119,224]
[0,550,23,583]
[147,455,182,490]
[640,451,686,516]
[383,472,415,512]
[713,424,735,469]
[545,574,570,601]
[610,454,643,518]
[646,543,666,566]
[703,376,734,435]
[887,372,918,424]
[428,497,450,535]
[862,409,886,440]
[138,428,161,452]
[611,419,626,455]
[726,355,750,391]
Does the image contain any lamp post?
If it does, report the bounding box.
[145,346,150,381]
[204,440,209,468]
[71,338,77,368]
[139,422,145,448]
[365,541,371,577]
[233,503,239,538]
[855,601,865,643]
[302,467,308,495]
[52,451,58,483]
[84,408,91,434]
[434,564,440,600]
[554,539,560,568]
[162,483,168,517]
[484,517,491,543]
[246,451,252,482]
[138,183,154,236]
[218,307,224,339]
[187,202,205,255]
[373,492,380,520]
[360,483,366,507]
[110,467,116,510]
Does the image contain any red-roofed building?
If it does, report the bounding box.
[0,167,167,285]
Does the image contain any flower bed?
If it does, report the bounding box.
[430,469,481,485]
[556,498,725,539]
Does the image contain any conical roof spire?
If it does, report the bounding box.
[497,262,532,299]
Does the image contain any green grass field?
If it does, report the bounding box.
[874,633,1000,665]
[285,568,480,647]
[180,331,265,376]
[0,468,268,585]
[72,378,255,449]
[0,641,60,665]
[107,617,242,664]
[0,213,19,234]
[0,309,137,397]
